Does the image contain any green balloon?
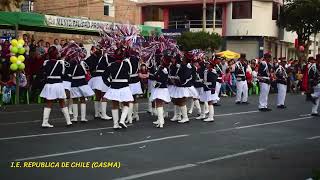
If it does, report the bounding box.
[10,47,18,54]
[18,47,25,54]
[10,63,18,71]
[18,63,25,70]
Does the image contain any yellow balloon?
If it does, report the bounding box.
[18,39,25,46]
[18,55,25,62]
[10,56,18,63]
[11,39,18,47]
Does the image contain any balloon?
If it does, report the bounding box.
[17,55,25,62]
[17,44,23,48]
[16,60,22,65]
[18,39,25,46]
[18,63,25,70]
[11,39,18,47]
[10,47,18,54]
[10,63,18,71]
[299,45,305,52]
[10,56,18,63]
[18,47,25,54]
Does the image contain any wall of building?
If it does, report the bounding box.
[34,0,141,25]
[225,0,278,37]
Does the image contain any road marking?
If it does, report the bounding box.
[235,117,313,129]
[14,134,189,161]
[306,136,320,140]
[0,125,131,141]
[196,148,265,164]
[299,114,311,117]
[201,116,313,134]
[114,164,197,180]
[0,110,258,126]
[0,102,151,114]
[114,149,264,180]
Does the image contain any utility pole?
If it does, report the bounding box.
[203,0,206,31]
[213,0,216,32]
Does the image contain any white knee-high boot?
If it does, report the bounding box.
[156,107,164,128]
[61,107,72,126]
[170,105,181,121]
[203,105,214,122]
[188,100,194,114]
[178,105,189,123]
[204,102,209,114]
[194,99,201,115]
[68,98,73,115]
[80,103,88,122]
[119,106,129,128]
[126,103,133,124]
[71,104,78,122]
[133,103,139,121]
[42,107,53,128]
[112,109,121,129]
[94,101,101,119]
[101,101,112,120]
[196,103,206,119]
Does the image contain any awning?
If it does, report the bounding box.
[0,11,46,27]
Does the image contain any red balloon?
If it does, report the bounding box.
[299,46,305,52]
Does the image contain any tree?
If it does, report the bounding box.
[177,31,222,51]
[277,0,320,58]
[0,0,26,12]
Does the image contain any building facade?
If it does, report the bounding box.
[137,0,298,60]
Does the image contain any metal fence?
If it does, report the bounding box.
[168,20,222,29]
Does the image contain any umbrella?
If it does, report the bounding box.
[216,50,240,59]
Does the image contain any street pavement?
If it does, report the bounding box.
[0,93,320,180]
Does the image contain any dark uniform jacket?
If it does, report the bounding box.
[176,63,194,87]
[70,61,89,87]
[203,68,218,94]
[43,59,65,84]
[102,59,132,89]
[275,65,288,85]
[258,61,272,84]
[235,61,247,81]
[215,64,223,83]
[154,66,169,88]
[129,56,140,84]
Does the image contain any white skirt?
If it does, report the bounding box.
[104,86,134,102]
[168,85,176,97]
[70,85,95,98]
[199,90,219,102]
[62,81,71,90]
[195,87,204,99]
[148,80,156,93]
[40,83,66,100]
[312,84,320,97]
[171,86,199,99]
[88,76,109,92]
[150,88,171,103]
[129,81,143,95]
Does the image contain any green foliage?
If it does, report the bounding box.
[177,31,222,51]
[278,0,320,46]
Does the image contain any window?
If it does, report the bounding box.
[104,0,114,17]
[316,41,319,46]
[232,1,252,19]
[272,2,279,20]
[104,5,109,16]
[309,50,312,55]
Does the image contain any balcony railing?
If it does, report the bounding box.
[168,20,222,29]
